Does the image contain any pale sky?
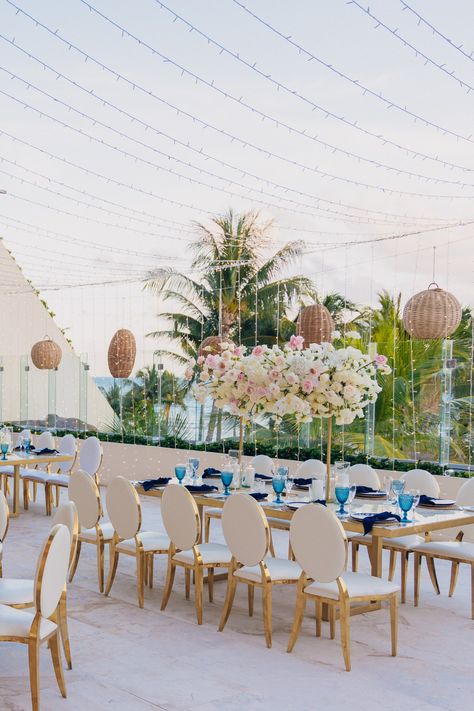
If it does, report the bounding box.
[0,0,473,375]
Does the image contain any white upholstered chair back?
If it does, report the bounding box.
[400,469,440,497]
[69,469,101,530]
[222,494,269,566]
[0,491,9,541]
[290,504,347,583]
[106,476,141,541]
[161,484,200,551]
[35,431,55,471]
[455,478,474,541]
[79,436,102,478]
[348,464,380,488]
[295,459,326,479]
[57,434,77,473]
[251,455,274,476]
[34,524,71,619]
[52,501,79,571]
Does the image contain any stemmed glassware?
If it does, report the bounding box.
[285,474,294,498]
[188,457,200,481]
[175,464,186,485]
[389,479,405,505]
[0,443,8,460]
[398,492,415,522]
[272,473,285,504]
[16,435,23,454]
[410,489,420,509]
[23,436,31,455]
[335,483,350,516]
[221,471,233,496]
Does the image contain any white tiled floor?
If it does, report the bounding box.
[1,490,473,710]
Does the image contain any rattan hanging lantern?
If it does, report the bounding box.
[108,329,136,378]
[31,336,62,370]
[402,283,462,340]
[198,335,232,357]
[297,304,335,345]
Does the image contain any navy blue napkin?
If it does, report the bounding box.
[14,445,35,451]
[141,478,170,491]
[185,484,218,493]
[293,478,311,486]
[202,467,221,478]
[313,499,327,506]
[361,511,400,534]
[355,485,378,495]
[255,472,272,481]
[249,492,268,501]
[34,448,59,455]
[418,495,442,506]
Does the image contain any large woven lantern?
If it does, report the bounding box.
[108,329,136,378]
[198,335,232,358]
[403,283,462,340]
[297,304,335,345]
[31,336,62,370]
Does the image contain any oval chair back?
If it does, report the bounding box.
[0,490,9,542]
[106,476,141,541]
[290,504,347,583]
[79,437,103,480]
[69,469,102,530]
[35,431,55,471]
[161,484,200,551]
[400,469,440,497]
[455,478,474,541]
[57,435,77,474]
[52,501,79,573]
[347,464,380,489]
[295,459,326,479]
[222,493,270,566]
[250,455,274,477]
[34,524,71,619]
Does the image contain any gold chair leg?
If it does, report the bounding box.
[55,485,60,508]
[414,553,421,607]
[262,582,273,649]
[390,594,398,657]
[287,587,306,653]
[58,590,72,670]
[97,539,105,593]
[388,550,396,581]
[218,572,237,631]
[49,631,67,698]
[208,567,214,603]
[23,478,29,510]
[204,515,211,543]
[148,555,154,589]
[185,568,191,600]
[471,563,474,620]
[28,638,40,711]
[105,546,119,597]
[400,551,409,604]
[449,561,460,598]
[68,541,81,583]
[136,552,145,608]
[161,557,176,611]
[426,556,440,595]
[315,600,322,637]
[351,543,359,572]
[268,531,276,558]
[248,584,254,617]
[329,604,336,639]
[195,564,204,625]
[44,484,51,516]
[33,481,37,502]
[339,599,351,672]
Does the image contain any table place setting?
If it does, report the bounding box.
[417,495,456,509]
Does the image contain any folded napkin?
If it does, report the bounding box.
[293,478,311,486]
[202,467,221,478]
[185,484,218,493]
[312,499,327,506]
[34,448,59,455]
[249,492,268,501]
[14,445,35,451]
[255,473,272,481]
[419,495,440,506]
[361,511,401,534]
[141,478,170,491]
[355,485,378,495]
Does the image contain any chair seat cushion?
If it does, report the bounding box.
[20,468,49,482]
[117,530,170,553]
[80,521,115,543]
[46,474,70,487]
[415,540,474,561]
[0,604,56,639]
[346,531,372,542]
[173,542,231,566]
[0,466,14,476]
[236,557,301,583]
[0,578,34,606]
[205,509,222,519]
[305,571,399,601]
[384,535,424,550]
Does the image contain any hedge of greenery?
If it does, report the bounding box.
[10,426,470,478]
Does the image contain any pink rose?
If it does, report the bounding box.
[301,378,314,394]
[237,372,245,381]
[374,354,388,366]
[197,355,205,366]
[286,372,298,385]
[269,369,280,381]
[252,345,264,357]
[205,354,219,369]
[289,334,304,350]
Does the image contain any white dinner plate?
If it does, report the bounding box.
[350,512,399,525]
[286,501,311,510]
[356,492,387,499]
[418,499,456,508]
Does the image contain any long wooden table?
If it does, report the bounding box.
[0,453,75,517]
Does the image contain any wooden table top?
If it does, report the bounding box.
[0,453,75,466]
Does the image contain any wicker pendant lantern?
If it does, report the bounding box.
[297,304,335,345]
[31,336,62,370]
[198,335,232,357]
[402,283,462,340]
[108,329,136,378]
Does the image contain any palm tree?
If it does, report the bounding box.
[145,209,316,364]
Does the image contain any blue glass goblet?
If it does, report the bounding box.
[175,465,186,485]
[24,438,31,455]
[221,471,233,496]
[272,475,285,504]
[335,485,350,516]
[398,492,414,522]
[1,443,8,460]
